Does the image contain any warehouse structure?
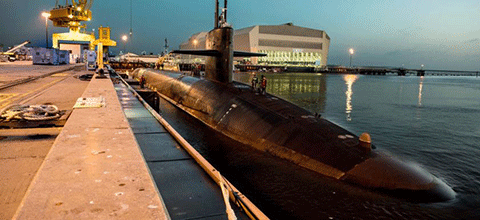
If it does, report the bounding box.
[179,23,330,67]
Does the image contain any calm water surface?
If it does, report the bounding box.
[158,72,480,219]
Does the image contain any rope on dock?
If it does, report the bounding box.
[0,104,61,121]
[219,174,238,220]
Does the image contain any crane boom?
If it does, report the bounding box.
[5,41,30,53]
[86,0,94,10]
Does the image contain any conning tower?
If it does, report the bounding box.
[205,27,233,83]
[173,0,264,83]
[205,0,233,83]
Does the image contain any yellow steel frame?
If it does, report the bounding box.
[49,1,93,33]
[52,30,96,50]
[92,26,117,47]
[49,1,96,50]
[92,26,117,64]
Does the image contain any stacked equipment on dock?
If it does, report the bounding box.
[32,48,70,65]
[58,50,70,64]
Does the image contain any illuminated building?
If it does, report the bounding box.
[180,23,330,67]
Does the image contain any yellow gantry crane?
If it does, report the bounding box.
[49,0,95,50]
[48,0,116,52]
[50,0,93,31]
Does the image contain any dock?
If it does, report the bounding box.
[1,62,90,219]
[0,62,265,219]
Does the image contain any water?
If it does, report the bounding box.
[157,73,480,219]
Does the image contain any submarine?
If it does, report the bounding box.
[129,0,455,202]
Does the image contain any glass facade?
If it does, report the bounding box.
[256,50,322,66]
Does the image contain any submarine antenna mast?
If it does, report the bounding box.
[215,0,219,28]
[224,0,227,23]
[214,0,228,27]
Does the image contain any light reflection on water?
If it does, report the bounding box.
[416,76,424,121]
[418,76,424,107]
[343,74,358,121]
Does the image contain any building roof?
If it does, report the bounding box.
[258,24,325,38]
[235,26,256,35]
[181,24,329,48]
[235,23,328,39]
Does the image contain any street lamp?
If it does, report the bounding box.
[349,48,355,67]
[190,39,198,63]
[122,35,128,54]
[41,12,51,48]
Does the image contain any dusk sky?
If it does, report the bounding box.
[1,0,479,70]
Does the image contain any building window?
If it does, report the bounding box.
[257,50,322,66]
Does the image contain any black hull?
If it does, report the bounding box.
[131,68,455,202]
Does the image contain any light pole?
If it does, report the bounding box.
[192,39,198,63]
[41,12,51,48]
[122,35,128,54]
[349,48,355,67]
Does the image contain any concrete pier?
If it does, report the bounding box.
[12,71,168,219]
[0,61,80,90]
[0,63,89,219]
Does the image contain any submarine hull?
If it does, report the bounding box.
[130,68,455,202]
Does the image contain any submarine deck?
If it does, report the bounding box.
[230,81,368,172]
